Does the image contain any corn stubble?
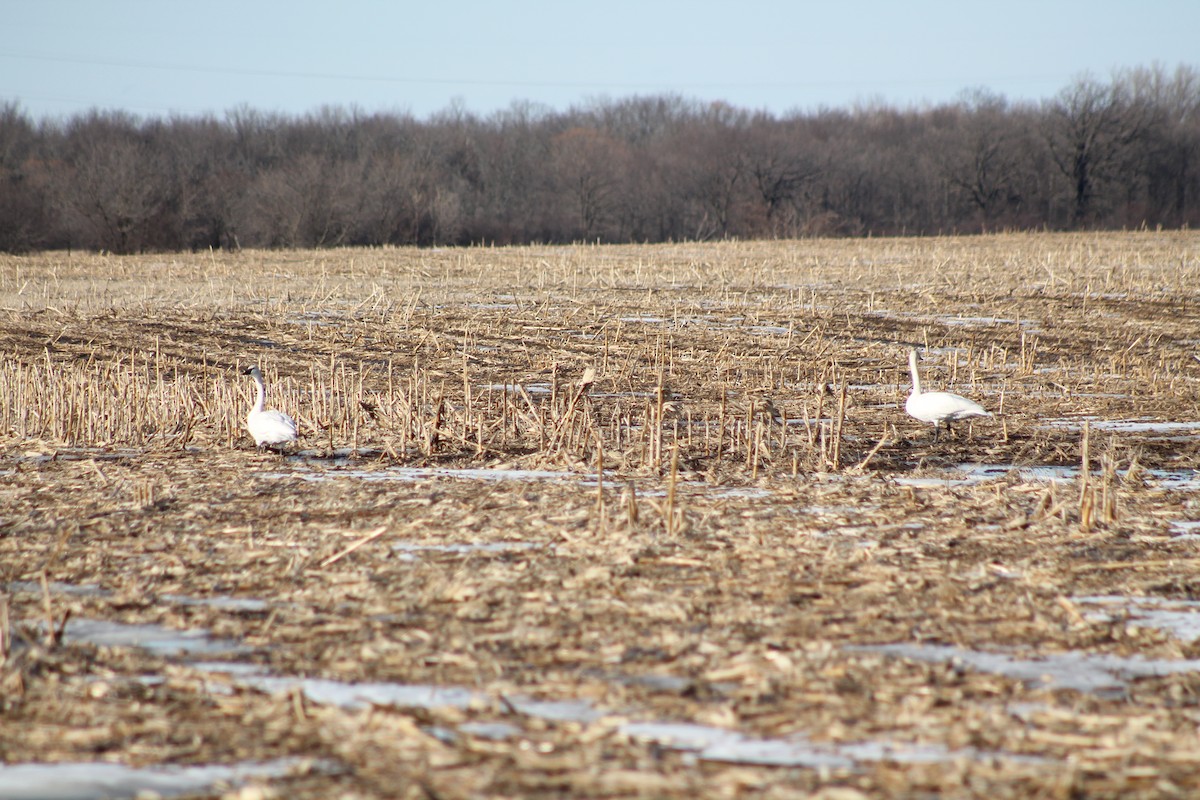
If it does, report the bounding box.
[1,232,1200,799]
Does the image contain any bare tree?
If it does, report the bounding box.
[50,111,175,252]
[742,115,820,237]
[549,127,629,241]
[668,102,753,240]
[0,103,54,252]
[3,67,1199,253]
[1043,74,1151,226]
[940,90,1035,230]
[1125,64,1200,227]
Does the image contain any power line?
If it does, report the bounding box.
[0,50,671,90]
[0,50,1068,94]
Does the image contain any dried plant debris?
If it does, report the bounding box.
[2,233,1200,798]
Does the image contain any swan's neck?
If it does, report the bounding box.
[908,351,922,396]
[252,375,266,413]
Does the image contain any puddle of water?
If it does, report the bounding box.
[16,605,1048,777]
[620,721,1029,769]
[1170,521,1200,540]
[191,660,270,675]
[892,476,979,489]
[936,315,1018,327]
[505,696,606,723]
[391,540,541,560]
[593,390,657,399]
[466,302,519,310]
[267,465,586,484]
[613,673,694,692]
[229,670,606,725]
[60,618,242,657]
[5,581,112,598]
[17,604,587,723]
[458,721,522,740]
[894,464,1200,493]
[858,643,1200,694]
[1076,595,1200,642]
[192,663,1046,771]
[241,675,485,711]
[1040,417,1200,437]
[481,382,552,395]
[0,757,315,800]
[9,581,273,617]
[955,463,1084,484]
[237,671,975,769]
[10,448,143,466]
[160,594,271,612]
[14,585,1060,776]
[868,311,1032,330]
[800,505,881,517]
[237,677,599,724]
[287,313,341,327]
[1154,471,1200,491]
[708,487,773,500]
[747,325,794,336]
[12,586,268,664]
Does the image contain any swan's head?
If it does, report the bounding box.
[241,365,261,377]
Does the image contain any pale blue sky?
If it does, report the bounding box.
[4,0,1198,121]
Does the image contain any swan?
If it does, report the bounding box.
[905,348,990,440]
[242,365,299,450]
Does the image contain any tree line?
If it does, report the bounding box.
[1,63,1197,253]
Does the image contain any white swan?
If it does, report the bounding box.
[242,365,298,450]
[905,348,990,440]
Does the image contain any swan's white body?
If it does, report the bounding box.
[243,366,298,449]
[905,348,990,439]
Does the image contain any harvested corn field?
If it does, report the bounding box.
[2,233,1200,799]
